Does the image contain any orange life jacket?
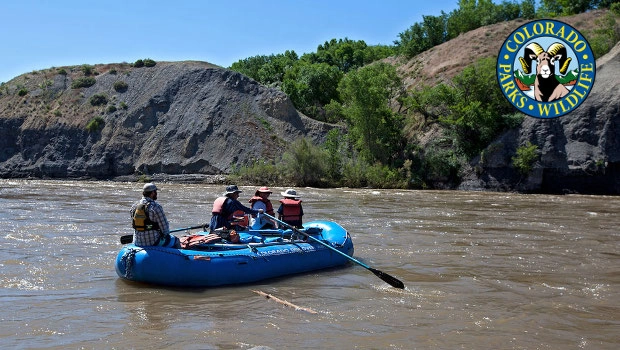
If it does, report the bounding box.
[279,198,302,222]
[248,196,275,216]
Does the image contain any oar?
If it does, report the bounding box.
[263,213,405,289]
[119,224,207,244]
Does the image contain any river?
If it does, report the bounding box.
[0,180,618,349]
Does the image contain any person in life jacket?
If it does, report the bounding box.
[130,183,180,248]
[248,186,277,229]
[210,185,262,232]
[277,188,304,228]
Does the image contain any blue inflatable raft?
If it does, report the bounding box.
[115,220,354,287]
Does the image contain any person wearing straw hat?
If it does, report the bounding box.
[248,186,277,229]
[277,188,304,228]
[130,183,180,248]
[210,185,262,232]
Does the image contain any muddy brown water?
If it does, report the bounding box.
[0,180,618,349]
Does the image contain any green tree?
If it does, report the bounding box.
[520,0,537,19]
[323,128,345,182]
[442,57,520,157]
[229,55,270,81]
[447,0,482,38]
[338,62,405,165]
[230,51,298,85]
[409,57,522,158]
[395,22,430,58]
[538,0,603,16]
[282,62,343,120]
[304,38,369,73]
[395,14,448,59]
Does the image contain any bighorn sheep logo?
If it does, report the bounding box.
[497,19,595,119]
[519,42,571,102]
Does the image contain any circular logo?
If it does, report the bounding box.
[497,19,595,119]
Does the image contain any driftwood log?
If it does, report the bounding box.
[252,290,317,314]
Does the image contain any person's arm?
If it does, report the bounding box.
[231,199,259,215]
[150,202,170,235]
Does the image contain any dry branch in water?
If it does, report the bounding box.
[252,290,318,314]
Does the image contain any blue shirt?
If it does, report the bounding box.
[210,197,258,231]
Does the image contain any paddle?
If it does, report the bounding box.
[263,213,405,289]
[119,224,207,244]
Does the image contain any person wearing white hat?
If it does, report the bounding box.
[210,185,262,232]
[277,189,303,228]
[130,183,180,248]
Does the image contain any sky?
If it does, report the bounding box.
[0,0,462,83]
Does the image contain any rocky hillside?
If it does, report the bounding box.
[460,41,620,194]
[0,61,334,180]
[0,10,618,194]
[389,9,619,194]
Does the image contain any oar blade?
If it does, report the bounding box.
[369,267,405,289]
[263,213,405,289]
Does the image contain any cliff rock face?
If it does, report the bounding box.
[0,62,333,179]
[459,42,620,194]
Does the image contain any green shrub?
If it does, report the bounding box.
[113,80,128,92]
[107,105,117,113]
[232,160,282,185]
[81,64,94,76]
[71,77,96,89]
[365,163,408,189]
[57,68,67,75]
[587,12,620,59]
[340,157,368,188]
[85,116,105,132]
[280,138,329,186]
[119,101,128,110]
[134,59,144,68]
[512,141,539,175]
[18,88,28,96]
[137,174,151,183]
[89,94,108,106]
[422,145,463,181]
[143,58,156,67]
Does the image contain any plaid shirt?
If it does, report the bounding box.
[130,197,170,246]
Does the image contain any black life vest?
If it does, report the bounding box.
[132,202,160,231]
